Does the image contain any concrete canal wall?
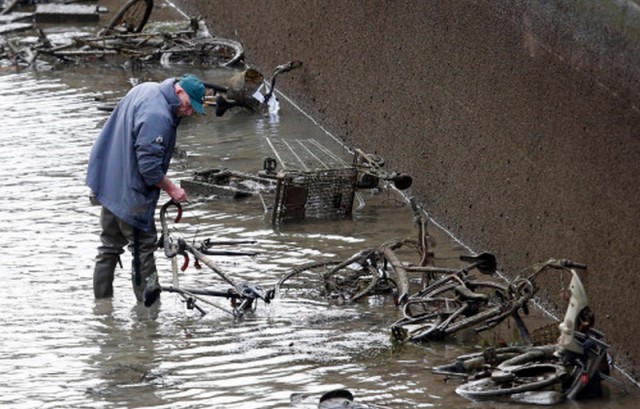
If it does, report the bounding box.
[173,0,640,378]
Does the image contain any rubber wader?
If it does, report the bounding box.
[93,253,159,302]
[93,206,160,302]
[93,255,118,298]
[131,249,159,303]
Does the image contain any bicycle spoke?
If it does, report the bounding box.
[105,0,154,34]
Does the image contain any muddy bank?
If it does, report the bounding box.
[171,0,640,378]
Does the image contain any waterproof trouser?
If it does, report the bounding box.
[93,206,158,302]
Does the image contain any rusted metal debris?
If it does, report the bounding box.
[34,3,100,24]
[1,17,244,69]
[180,144,413,226]
[181,168,277,200]
[214,60,303,117]
[0,3,307,122]
[0,0,244,70]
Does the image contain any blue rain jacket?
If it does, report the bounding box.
[87,78,181,231]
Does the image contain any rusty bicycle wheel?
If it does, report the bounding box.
[105,0,153,33]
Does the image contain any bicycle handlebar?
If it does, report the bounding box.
[526,258,587,280]
[203,81,228,93]
[559,259,587,270]
[539,258,587,270]
[160,200,183,258]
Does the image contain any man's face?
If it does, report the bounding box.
[176,88,194,117]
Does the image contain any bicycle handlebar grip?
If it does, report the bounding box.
[160,199,183,222]
[563,260,587,269]
[159,200,183,258]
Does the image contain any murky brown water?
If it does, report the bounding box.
[0,26,637,409]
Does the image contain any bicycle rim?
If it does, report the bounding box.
[391,309,452,342]
[275,260,341,295]
[159,39,244,67]
[325,263,379,301]
[106,0,153,33]
[456,364,567,399]
[424,281,509,336]
[345,265,381,302]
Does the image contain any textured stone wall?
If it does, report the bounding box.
[173,0,640,378]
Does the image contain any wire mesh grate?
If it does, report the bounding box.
[272,167,357,224]
[264,137,357,224]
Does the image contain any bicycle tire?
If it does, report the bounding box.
[159,37,244,67]
[455,363,567,399]
[322,249,374,281]
[321,249,397,301]
[391,310,453,342]
[393,281,509,342]
[324,262,382,301]
[343,264,381,302]
[105,0,153,33]
[275,260,341,294]
[404,280,506,319]
[200,37,244,67]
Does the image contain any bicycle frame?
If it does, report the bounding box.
[212,60,303,117]
[275,196,434,303]
[144,200,272,317]
[392,257,586,344]
[435,271,611,404]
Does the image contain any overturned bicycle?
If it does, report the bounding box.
[430,266,622,404]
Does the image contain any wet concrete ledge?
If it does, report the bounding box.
[34,4,100,24]
[172,0,640,380]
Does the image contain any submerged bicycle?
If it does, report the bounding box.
[143,200,273,317]
[391,257,588,344]
[209,60,303,117]
[430,267,619,404]
[275,197,433,303]
[4,0,245,70]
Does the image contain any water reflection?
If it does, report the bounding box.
[88,300,165,407]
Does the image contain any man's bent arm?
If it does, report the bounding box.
[156,176,188,202]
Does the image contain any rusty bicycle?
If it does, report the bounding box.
[274,197,434,303]
[391,258,588,344]
[430,267,618,404]
[143,200,272,317]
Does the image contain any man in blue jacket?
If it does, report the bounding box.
[87,74,206,303]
